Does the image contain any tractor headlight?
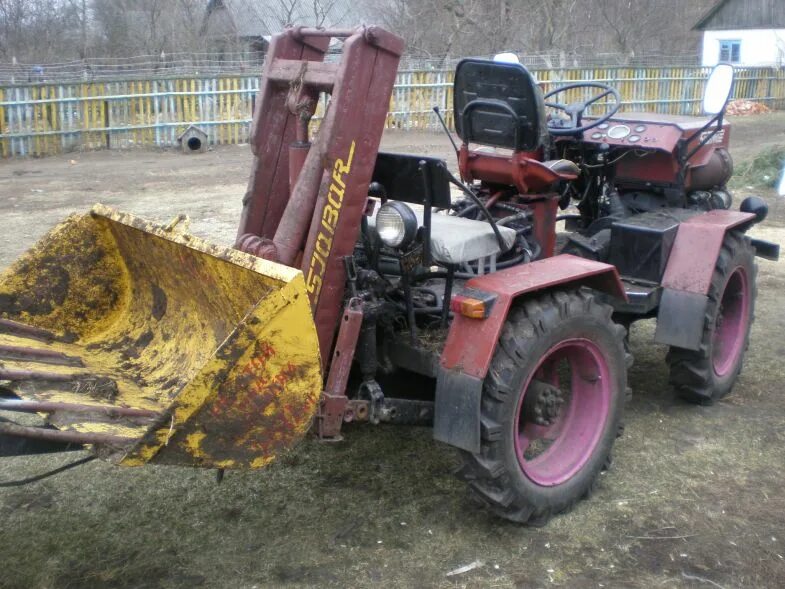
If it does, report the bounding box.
[375,201,418,248]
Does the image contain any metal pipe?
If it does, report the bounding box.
[0,422,136,447]
[0,368,80,382]
[0,399,158,419]
[420,160,433,267]
[0,88,257,107]
[442,266,455,328]
[0,94,716,114]
[0,319,56,342]
[271,137,327,265]
[0,118,259,140]
[292,27,359,38]
[485,190,504,210]
[0,344,83,367]
[402,273,418,346]
[289,141,310,194]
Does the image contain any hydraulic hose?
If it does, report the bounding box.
[445,171,510,254]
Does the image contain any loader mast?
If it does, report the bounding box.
[236,27,405,365]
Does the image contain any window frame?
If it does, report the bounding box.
[719,39,741,64]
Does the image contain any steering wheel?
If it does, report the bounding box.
[543,82,621,136]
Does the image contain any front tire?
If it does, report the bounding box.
[458,290,628,524]
[667,232,756,404]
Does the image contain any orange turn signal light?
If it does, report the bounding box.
[450,291,497,319]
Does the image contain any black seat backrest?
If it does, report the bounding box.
[453,59,546,151]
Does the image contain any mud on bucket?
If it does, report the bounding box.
[0,204,322,469]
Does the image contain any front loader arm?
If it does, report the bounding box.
[237,30,330,242]
[235,27,404,366]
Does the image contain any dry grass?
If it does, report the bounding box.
[732,146,785,191]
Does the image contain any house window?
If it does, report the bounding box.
[719,40,741,63]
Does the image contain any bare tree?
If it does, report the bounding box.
[91,0,206,57]
[0,0,26,59]
[270,0,350,28]
[275,0,299,26]
[0,0,717,66]
[312,0,350,27]
[65,0,89,58]
[362,0,714,62]
[0,0,81,62]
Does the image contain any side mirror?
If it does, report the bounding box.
[703,63,735,115]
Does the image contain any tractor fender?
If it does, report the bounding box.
[433,254,626,453]
[654,209,755,351]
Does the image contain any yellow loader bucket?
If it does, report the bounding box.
[0,204,322,469]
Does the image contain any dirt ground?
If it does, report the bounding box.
[0,113,784,589]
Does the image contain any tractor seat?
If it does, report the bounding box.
[418,210,517,265]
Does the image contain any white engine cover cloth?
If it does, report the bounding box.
[370,203,517,265]
[423,211,517,265]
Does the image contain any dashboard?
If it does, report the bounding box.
[588,122,650,144]
[580,117,702,152]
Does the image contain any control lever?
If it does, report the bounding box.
[432,106,460,156]
[343,256,359,299]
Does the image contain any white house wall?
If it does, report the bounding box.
[701,29,785,66]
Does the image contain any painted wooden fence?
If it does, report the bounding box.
[1,66,783,158]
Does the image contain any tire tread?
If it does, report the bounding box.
[459,290,627,524]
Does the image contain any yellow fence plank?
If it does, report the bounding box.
[1,66,783,157]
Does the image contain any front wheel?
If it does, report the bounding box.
[458,290,628,524]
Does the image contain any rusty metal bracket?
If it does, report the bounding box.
[316,298,363,440]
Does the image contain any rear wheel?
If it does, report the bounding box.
[667,232,756,404]
[458,290,628,524]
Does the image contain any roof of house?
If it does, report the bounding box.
[693,0,785,31]
[204,0,356,39]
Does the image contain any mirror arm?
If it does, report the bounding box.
[686,62,734,162]
[682,109,724,164]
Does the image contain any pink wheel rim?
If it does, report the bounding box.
[712,266,749,377]
[514,339,612,487]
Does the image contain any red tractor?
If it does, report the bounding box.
[0,27,779,524]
